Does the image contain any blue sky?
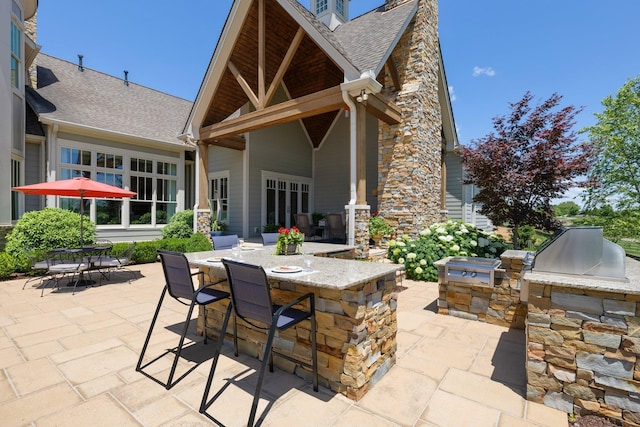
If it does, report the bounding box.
[37,0,640,204]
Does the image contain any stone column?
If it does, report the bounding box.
[378,0,442,238]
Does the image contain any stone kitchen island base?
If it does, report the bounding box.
[186,246,403,401]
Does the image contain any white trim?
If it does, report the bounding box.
[261,170,313,229]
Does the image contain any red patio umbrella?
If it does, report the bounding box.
[13,177,137,246]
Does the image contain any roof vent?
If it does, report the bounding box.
[77,54,84,72]
[124,70,129,86]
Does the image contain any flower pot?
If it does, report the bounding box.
[278,243,299,255]
[371,234,382,248]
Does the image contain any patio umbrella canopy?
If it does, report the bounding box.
[13,177,137,246]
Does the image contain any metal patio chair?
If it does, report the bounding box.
[200,258,317,426]
[211,234,240,250]
[326,213,346,243]
[260,232,279,246]
[41,248,90,297]
[93,241,136,283]
[136,250,232,389]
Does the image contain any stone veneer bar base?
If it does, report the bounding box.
[434,251,528,329]
[524,266,640,426]
[200,267,399,401]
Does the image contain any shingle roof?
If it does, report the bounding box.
[32,54,193,147]
[333,1,418,74]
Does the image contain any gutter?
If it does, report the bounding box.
[340,72,382,247]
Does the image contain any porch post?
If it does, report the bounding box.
[195,141,211,237]
[350,102,370,259]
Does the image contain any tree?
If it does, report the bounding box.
[582,75,640,209]
[554,201,580,217]
[462,92,593,249]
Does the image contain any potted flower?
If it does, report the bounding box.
[369,212,394,247]
[275,226,304,255]
[210,219,227,237]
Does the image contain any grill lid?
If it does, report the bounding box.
[532,226,628,282]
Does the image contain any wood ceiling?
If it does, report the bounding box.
[200,0,346,149]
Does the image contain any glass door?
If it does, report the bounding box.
[264,174,311,229]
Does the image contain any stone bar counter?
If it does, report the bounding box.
[186,242,404,401]
[523,257,640,424]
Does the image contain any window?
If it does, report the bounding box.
[60,148,91,214]
[336,0,344,16]
[315,0,328,14]
[130,157,154,224]
[156,161,177,224]
[95,153,124,225]
[210,174,229,223]
[11,159,21,221]
[10,21,20,88]
[263,173,311,228]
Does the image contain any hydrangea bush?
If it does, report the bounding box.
[386,220,508,282]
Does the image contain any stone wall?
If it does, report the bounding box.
[435,251,528,329]
[199,268,399,401]
[377,0,442,238]
[526,279,640,425]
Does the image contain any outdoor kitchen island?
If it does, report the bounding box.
[186,243,404,401]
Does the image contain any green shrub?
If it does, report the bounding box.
[161,210,194,239]
[0,252,15,280]
[185,232,213,252]
[6,208,97,259]
[130,241,161,264]
[387,220,508,282]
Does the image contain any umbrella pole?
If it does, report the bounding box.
[80,193,84,247]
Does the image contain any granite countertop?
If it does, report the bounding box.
[185,243,403,290]
[524,256,640,294]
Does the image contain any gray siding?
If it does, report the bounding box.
[445,152,463,221]
[24,142,43,212]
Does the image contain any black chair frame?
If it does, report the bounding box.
[136,250,232,390]
[200,258,317,427]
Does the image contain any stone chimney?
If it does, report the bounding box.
[25,12,38,87]
[377,0,444,235]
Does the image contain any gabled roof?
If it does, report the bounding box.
[187,0,419,147]
[32,54,193,148]
[333,1,418,75]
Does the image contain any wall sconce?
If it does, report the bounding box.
[356,89,369,103]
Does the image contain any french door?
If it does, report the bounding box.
[263,172,311,228]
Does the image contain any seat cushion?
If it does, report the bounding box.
[196,287,230,305]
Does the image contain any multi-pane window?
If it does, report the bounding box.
[95,152,124,225]
[210,175,229,223]
[156,161,177,224]
[60,148,91,214]
[336,0,344,16]
[11,159,21,221]
[10,21,20,88]
[130,157,154,224]
[315,0,328,14]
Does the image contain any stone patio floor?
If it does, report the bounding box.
[0,261,568,426]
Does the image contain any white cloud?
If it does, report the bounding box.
[472,66,496,77]
[448,85,456,101]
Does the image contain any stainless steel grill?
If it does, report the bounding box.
[532,226,628,282]
[444,257,501,286]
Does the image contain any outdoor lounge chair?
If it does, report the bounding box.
[200,258,317,426]
[294,213,317,241]
[326,213,346,243]
[136,250,232,389]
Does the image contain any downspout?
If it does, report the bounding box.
[341,89,357,246]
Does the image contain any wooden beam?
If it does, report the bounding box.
[258,0,265,106]
[228,61,260,109]
[386,56,401,91]
[209,135,246,151]
[200,86,344,141]
[356,103,367,205]
[265,27,304,106]
[364,93,402,124]
[197,141,209,209]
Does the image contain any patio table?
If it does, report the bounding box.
[186,242,403,400]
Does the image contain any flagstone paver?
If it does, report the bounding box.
[0,261,568,426]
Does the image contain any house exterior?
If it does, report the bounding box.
[185,0,461,256]
[1,0,491,250]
